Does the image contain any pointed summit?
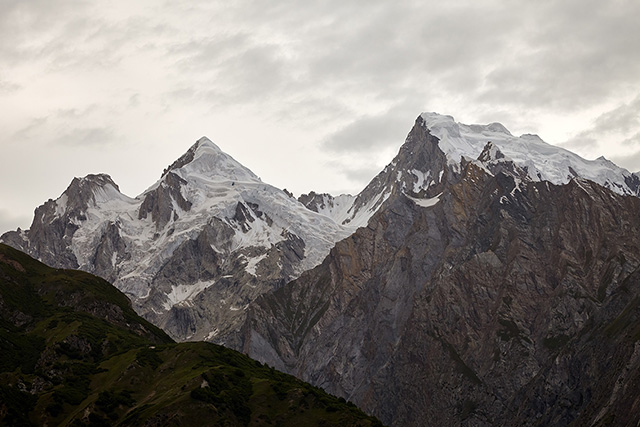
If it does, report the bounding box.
[162,137,259,183]
[340,116,449,227]
[194,136,222,151]
[161,137,210,178]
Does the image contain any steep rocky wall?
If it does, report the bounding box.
[242,159,640,426]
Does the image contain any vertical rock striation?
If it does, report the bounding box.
[241,118,640,426]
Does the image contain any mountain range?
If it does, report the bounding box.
[4,112,640,425]
[1,138,367,347]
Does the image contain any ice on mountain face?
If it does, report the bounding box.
[177,138,261,184]
[245,253,268,276]
[410,169,432,193]
[312,194,357,226]
[92,183,132,205]
[407,193,442,208]
[420,112,640,197]
[54,194,68,218]
[297,192,356,225]
[17,111,639,346]
[163,280,215,309]
[347,187,392,229]
[477,142,505,163]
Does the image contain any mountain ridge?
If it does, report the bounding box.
[238,117,640,425]
[1,137,357,345]
[4,113,640,347]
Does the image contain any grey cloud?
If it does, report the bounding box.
[0,208,31,234]
[621,132,640,148]
[14,117,49,141]
[167,33,291,107]
[0,1,174,74]
[0,79,20,94]
[591,97,640,136]
[42,16,174,72]
[322,159,382,195]
[342,165,382,184]
[168,33,252,69]
[4,0,639,124]
[128,94,141,108]
[53,127,116,147]
[2,0,640,228]
[297,1,527,105]
[13,106,115,148]
[162,2,444,117]
[322,114,411,153]
[0,0,94,65]
[610,150,640,174]
[152,0,639,137]
[561,96,640,150]
[54,105,100,119]
[478,1,640,110]
[162,86,198,104]
[218,45,289,99]
[271,96,353,127]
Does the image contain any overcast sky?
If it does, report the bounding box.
[1,0,639,233]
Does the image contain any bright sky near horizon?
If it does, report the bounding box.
[1,0,639,233]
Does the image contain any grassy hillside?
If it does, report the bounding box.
[0,243,382,426]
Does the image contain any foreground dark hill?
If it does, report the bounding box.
[0,243,381,426]
[241,117,640,426]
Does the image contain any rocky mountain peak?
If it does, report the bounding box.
[339,116,449,227]
[241,135,640,425]
[298,191,331,212]
[477,141,505,162]
[420,112,640,196]
[63,173,125,209]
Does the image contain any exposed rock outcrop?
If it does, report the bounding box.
[241,120,640,426]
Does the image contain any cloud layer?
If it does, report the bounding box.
[1,0,639,231]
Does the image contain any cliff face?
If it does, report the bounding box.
[242,123,640,426]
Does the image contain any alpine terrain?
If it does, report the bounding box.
[239,114,640,426]
[1,139,372,346]
[4,112,640,425]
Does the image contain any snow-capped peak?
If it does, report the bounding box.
[62,173,132,208]
[419,112,640,197]
[163,137,260,184]
[195,136,221,151]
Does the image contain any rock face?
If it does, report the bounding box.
[0,138,356,346]
[2,174,126,270]
[241,117,640,426]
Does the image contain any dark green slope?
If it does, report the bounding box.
[0,243,381,426]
